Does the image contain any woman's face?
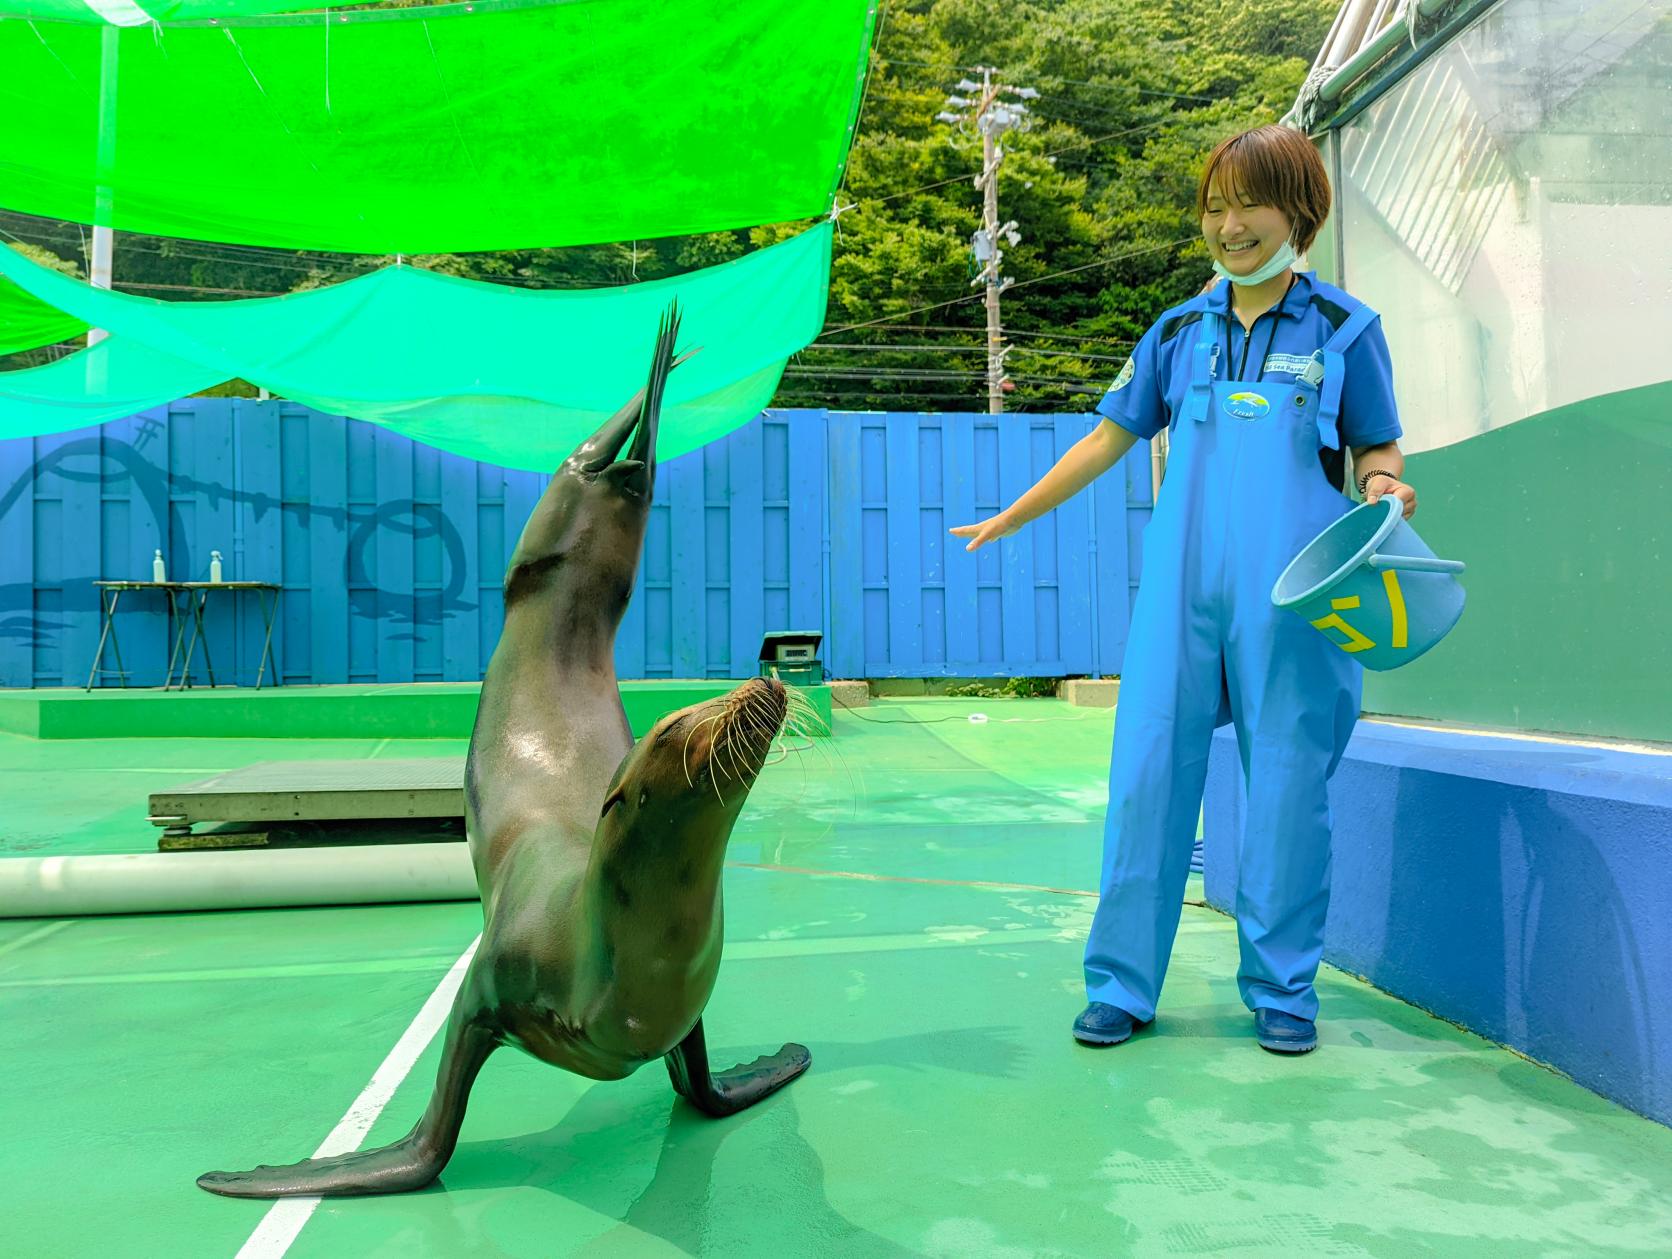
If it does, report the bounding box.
[1201,177,1295,279]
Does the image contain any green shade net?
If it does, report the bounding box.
[0,277,89,354]
[8,1,402,22]
[0,222,832,468]
[0,337,217,438]
[0,0,875,252]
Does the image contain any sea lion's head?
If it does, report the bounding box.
[555,334,671,509]
[504,303,692,616]
[595,677,790,857]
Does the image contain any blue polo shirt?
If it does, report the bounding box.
[1096,272,1402,484]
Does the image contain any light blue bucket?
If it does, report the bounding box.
[1272,497,1466,671]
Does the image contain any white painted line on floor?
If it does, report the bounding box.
[0,919,73,961]
[235,934,481,1259]
[0,767,231,775]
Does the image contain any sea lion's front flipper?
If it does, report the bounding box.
[663,1017,811,1119]
[198,985,500,1198]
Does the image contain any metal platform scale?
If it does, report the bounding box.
[148,758,468,850]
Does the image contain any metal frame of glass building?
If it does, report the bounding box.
[1281,0,1670,744]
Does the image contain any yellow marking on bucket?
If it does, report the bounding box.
[1383,569,1409,649]
[1332,596,1361,611]
[1310,612,1375,653]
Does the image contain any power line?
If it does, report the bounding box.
[773,387,1098,404]
[876,65,1194,128]
[0,219,377,280]
[785,369,990,382]
[1,218,752,293]
[774,385,1103,406]
[846,118,1175,212]
[116,281,289,296]
[817,323,1137,345]
[802,342,1131,362]
[877,55,1216,103]
[783,368,1106,388]
[822,235,1192,335]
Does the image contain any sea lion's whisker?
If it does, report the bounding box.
[784,689,823,731]
[710,732,728,802]
[761,691,790,732]
[733,695,772,743]
[714,727,738,784]
[680,722,701,788]
[682,712,726,787]
[724,721,751,783]
[739,704,774,746]
[713,708,752,785]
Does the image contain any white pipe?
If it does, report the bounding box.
[0,844,478,919]
[1366,0,1401,41]
[1324,0,1382,67]
[1319,0,1464,107]
[88,23,118,347]
[1310,0,1355,78]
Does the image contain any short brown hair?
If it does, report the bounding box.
[1196,126,1332,254]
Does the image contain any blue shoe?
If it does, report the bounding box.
[1073,1002,1146,1046]
[1254,1008,1318,1054]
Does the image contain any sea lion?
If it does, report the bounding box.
[198,302,810,1198]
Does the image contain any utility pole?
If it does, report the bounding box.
[939,70,1036,413]
[88,23,119,347]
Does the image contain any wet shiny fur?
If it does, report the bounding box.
[199,304,809,1199]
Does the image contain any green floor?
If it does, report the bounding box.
[3,698,1671,1257]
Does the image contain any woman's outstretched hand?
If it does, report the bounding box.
[949,512,1020,552]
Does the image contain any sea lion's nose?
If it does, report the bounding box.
[568,300,686,477]
[626,301,679,473]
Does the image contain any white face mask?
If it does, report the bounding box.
[1212,239,1297,286]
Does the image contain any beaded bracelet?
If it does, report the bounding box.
[1356,468,1398,498]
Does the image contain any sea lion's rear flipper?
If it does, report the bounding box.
[197,981,500,1199]
[663,1017,811,1119]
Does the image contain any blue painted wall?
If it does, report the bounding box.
[1203,723,1672,1128]
[0,402,1153,688]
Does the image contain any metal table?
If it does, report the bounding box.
[87,581,177,690]
[87,580,281,691]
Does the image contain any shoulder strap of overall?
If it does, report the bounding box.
[1179,302,1222,426]
[1314,302,1380,451]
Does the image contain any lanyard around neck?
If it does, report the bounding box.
[1223,274,1295,383]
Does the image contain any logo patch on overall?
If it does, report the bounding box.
[1223,391,1270,421]
[1109,357,1136,392]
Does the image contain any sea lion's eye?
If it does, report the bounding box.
[600,789,625,818]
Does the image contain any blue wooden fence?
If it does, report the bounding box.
[0,402,1153,688]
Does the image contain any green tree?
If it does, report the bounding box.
[2,0,1337,408]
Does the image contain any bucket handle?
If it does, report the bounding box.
[1368,553,1465,575]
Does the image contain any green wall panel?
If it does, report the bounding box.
[1363,380,1671,743]
[0,680,833,741]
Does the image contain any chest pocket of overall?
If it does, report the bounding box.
[1176,303,1383,458]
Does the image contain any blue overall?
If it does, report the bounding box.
[1085,274,1400,1022]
